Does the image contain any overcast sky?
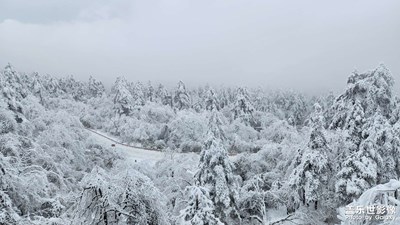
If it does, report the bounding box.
[0,0,399,93]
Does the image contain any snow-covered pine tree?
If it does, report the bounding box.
[0,64,28,112]
[332,64,397,204]
[289,103,331,210]
[174,81,191,110]
[190,87,203,112]
[266,91,309,127]
[329,64,395,130]
[129,81,145,109]
[178,185,223,225]
[156,84,173,107]
[0,138,20,224]
[30,72,45,104]
[387,97,400,175]
[290,93,308,127]
[335,148,377,204]
[321,92,336,124]
[217,88,230,109]
[196,86,206,102]
[206,109,226,145]
[88,76,105,98]
[360,112,398,184]
[205,88,220,111]
[41,74,63,97]
[281,92,308,127]
[333,106,373,204]
[111,77,133,116]
[232,87,255,127]
[344,100,365,154]
[145,81,155,102]
[195,131,239,223]
[0,100,16,134]
[252,87,267,112]
[58,75,87,101]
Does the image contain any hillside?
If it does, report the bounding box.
[1,63,400,224]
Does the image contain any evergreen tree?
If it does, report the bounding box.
[289,103,330,209]
[206,109,226,144]
[283,92,308,126]
[0,63,28,111]
[232,87,255,126]
[205,88,219,111]
[174,81,191,110]
[335,149,377,204]
[361,112,398,183]
[156,84,173,107]
[87,76,105,98]
[190,86,204,112]
[30,72,45,104]
[58,75,87,101]
[392,121,400,178]
[111,77,133,115]
[42,74,63,97]
[332,64,397,203]
[195,132,239,223]
[130,81,145,108]
[217,88,230,109]
[329,64,394,130]
[345,100,365,153]
[252,87,267,112]
[179,185,223,225]
[145,81,155,102]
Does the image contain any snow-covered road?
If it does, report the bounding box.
[86,128,165,165]
[86,128,238,166]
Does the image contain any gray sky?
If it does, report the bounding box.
[0,0,399,93]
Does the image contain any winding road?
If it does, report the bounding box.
[85,128,166,165]
[85,128,238,165]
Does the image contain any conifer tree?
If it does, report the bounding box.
[88,76,105,98]
[145,81,155,102]
[179,185,223,225]
[174,81,191,110]
[195,124,239,223]
[206,109,226,143]
[130,81,145,108]
[112,77,133,115]
[156,84,172,106]
[361,112,398,183]
[205,88,219,111]
[332,64,397,203]
[289,104,330,209]
[335,149,377,204]
[31,72,45,104]
[1,64,27,111]
[232,87,255,126]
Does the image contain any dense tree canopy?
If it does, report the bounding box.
[0,63,398,224]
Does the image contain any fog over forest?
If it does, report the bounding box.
[1,0,399,92]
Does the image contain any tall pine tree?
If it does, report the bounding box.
[289,103,331,210]
[111,77,133,116]
[331,64,397,203]
[174,81,191,110]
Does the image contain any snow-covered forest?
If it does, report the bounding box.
[1,63,400,225]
